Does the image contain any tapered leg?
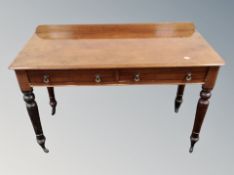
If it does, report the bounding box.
[47,87,57,115]
[189,86,212,153]
[175,85,185,113]
[23,90,49,153]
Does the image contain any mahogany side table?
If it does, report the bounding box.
[9,23,224,153]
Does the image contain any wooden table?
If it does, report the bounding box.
[9,22,224,153]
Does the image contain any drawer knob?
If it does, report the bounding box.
[43,75,50,84]
[95,74,102,83]
[185,73,192,81]
[134,73,140,82]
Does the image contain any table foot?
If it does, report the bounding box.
[47,87,57,115]
[50,102,56,116]
[189,132,199,153]
[175,85,185,113]
[175,100,182,113]
[36,134,49,153]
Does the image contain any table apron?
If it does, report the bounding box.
[26,67,208,86]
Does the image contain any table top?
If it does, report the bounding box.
[10,22,224,70]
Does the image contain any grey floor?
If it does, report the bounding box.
[1,0,234,174]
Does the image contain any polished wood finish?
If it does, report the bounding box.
[190,86,212,153]
[175,85,185,113]
[47,87,57,115]
[23,90,49,153]
[15,70,32,91]
[10,23,224,153]
[26,67,207,86]
[118,67,206,84]
[28,69,117,85]
[189,67,219,153]
[36,23,196,39]
[9,23,224,70]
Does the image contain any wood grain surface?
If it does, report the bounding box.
[26,67,208,86]
[9,22,224,70]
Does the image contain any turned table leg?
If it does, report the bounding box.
[47,87,57,115]
[189,67,219,153]
[175,85,185,113]
[23,90,49,153]
[189,86,211,153]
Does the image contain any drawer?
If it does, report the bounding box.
[118,67,208,84]
[27,67,208,86]
[27,69,117,85]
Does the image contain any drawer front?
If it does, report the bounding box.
[118,67,208,84]
[27,67,208,86]
[27,70,116,85]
